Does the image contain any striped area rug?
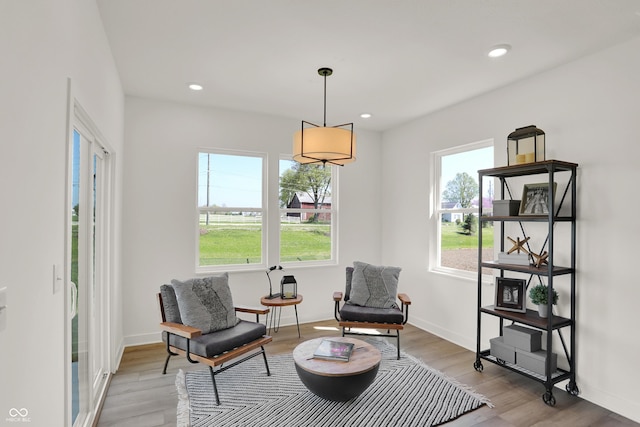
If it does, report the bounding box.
[176,338,491,427]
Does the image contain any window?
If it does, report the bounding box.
[279,159,336,265]
[432,140,494,277]
[197,150,266,270]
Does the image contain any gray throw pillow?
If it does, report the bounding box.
[171,274,239,334]
[347,261,401,309]
[160,284,182,324]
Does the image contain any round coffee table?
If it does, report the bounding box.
[293,337,381,401]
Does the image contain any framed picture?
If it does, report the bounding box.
[495,277,526,313]
[519,182,557,215]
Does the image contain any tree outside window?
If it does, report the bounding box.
[279,160,336,264]
[434,142,494,276]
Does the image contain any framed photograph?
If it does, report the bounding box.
[519,182,557,215]
[495,277,526,313]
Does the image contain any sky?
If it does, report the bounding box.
[441,146,494,199]
[197,153,299,208]
[197,146,494,208]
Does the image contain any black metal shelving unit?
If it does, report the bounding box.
[473,160,579,406]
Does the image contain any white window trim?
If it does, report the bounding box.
[195,148,268,273]
[430,139,494,281]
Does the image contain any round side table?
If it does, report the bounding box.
[260,294,303,338]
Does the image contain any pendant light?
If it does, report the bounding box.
[293,67,356,166]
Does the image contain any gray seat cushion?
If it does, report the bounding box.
[339,303,404,324]
[164,320,267,358]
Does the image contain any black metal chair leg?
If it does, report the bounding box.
[162,354,172,374]
[209,366,221,405]
[396,331,401,360]
[262,346,271,376]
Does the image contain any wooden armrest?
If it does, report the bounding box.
[235,305,270,315]
[398,293,411,305]
[333,291,344,301]
[160,322,202,339]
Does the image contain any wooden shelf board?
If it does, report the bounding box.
[481,261,573,276]
[479,351,571,383]
[478,160,578,178]
[481,215,574,222]
[480,305,572,329]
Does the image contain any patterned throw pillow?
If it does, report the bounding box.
[347,261,401,309]
[171,274,239,334]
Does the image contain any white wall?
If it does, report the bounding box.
[0,0,124,425]
[381,36,640,422]
[122,97,383,345]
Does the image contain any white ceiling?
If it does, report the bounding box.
[97,0,640,132]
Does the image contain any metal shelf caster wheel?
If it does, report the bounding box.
[473,360,483,372]
[566,381,580,396]
[496,358,506,366]
[542,391,556,406]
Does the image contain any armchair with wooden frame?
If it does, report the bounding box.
[158,278,272,405]
[333,265,411,360]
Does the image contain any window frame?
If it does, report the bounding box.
[431,139,494,281]
[195,148,268,273]
[278,157,338,268]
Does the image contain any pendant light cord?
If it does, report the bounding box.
[323,71,327,127]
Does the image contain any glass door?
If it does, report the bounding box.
[69,124,109,427]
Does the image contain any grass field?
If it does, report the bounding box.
[198,217,492,266]
[199,220,331,265]
[441,221,493,250]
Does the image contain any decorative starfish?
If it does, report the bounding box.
[507,236,530,254]
[531,250,549,268]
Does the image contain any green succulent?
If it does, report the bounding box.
[528,284,558,305]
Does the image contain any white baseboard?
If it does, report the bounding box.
[407,315,475,351]
[124,332,162,348]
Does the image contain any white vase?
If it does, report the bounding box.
[538,304,548,318]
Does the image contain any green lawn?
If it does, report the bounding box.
[198,219,492,265]
[280,224,331,262]
[199,225,262,264]
[199,221,331,265]
[441,221,493,249]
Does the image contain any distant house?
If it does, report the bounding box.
[286,192,332,222]
[441,197,494,222]
[441,201,463,222]
[286,193,302,218]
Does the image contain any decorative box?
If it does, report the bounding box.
[516,348,557,376]
[493,200,521,216]
[490,336,516,364]
[503,325,542,352]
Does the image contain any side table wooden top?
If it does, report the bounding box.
[260,294,303,307]
[293,337,381,377]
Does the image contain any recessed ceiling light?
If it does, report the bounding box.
[187,83,204,91]
[360,113,372,119]
[488,44,511,58]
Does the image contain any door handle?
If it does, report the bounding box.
[70,281,78,317]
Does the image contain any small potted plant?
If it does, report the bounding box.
[528,284,558,318]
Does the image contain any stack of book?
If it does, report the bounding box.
[497,252,530,266]
[313,339,355,362]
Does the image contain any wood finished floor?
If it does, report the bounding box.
[97,321,639,427]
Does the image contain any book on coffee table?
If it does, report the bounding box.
[313,339,355,362]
